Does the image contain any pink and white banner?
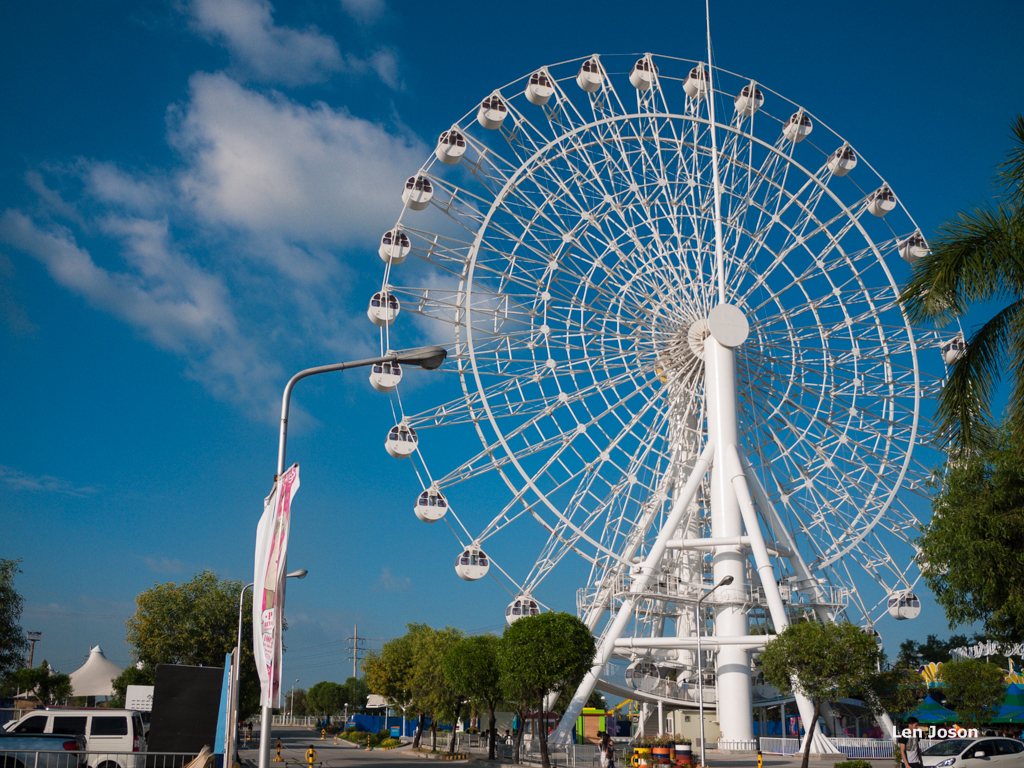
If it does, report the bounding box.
[253,463,299,708]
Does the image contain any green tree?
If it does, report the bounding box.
[0,559,29,679]
[940,659,1005,727]
[341,677,368,713]
[498,613,596,768]
[365,627,420,744]
[124,570,260,718]
[918,432,1024,641]
[760,621,881,768]
[109,665,156,707]
[895,634,970,667]
[867,666,926,720]
[307,681,345,717]
[442,635,503,760]
[900,116,1024,453]
[411,626,464,754]
[2,662,72,704]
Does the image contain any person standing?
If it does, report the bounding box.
[897,717,923,768]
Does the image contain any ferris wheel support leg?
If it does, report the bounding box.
[548,442,717,746]
[726,446,839,755]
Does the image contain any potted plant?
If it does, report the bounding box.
[673,735,692,766]
[652,735,671,762]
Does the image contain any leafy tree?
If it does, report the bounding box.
[2,662,72,704]
[867,666,926,719]
[442,635,503,760]
[0,559,29,679]
[365,627,420,744]
[498,613,596,768]
[760,621,881,768]
[341,677,368,713]
[124,570,260,718]
[899,116,1024,453]
[287,687,307,718]
[410,626,464,754]
[109,665,156,707]
[940,659,1005,726]
[918,431,1024,642]
[895,634,971,667]
[307,681,345,717]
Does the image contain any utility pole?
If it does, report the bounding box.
[26,632,41,668]
[345,625,367,678]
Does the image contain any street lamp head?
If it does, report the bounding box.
[287,569,308,579]
[392,345,448,370]
[719,575,734,586]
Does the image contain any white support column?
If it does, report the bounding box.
[704,314,753,748]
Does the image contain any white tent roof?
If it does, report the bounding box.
[365,694,389,709]
[69,646,123,697]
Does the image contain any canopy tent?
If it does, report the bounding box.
[1003,683,1024,709]
[991,705,1024,724]
[905,695,958,724]
[69,646,123,697]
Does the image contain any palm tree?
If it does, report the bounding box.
[900,116,1024,453]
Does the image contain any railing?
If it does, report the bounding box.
[0,751,201,768]
[761,737,943,758]
[717,740,756,751]
[760,737,800,755]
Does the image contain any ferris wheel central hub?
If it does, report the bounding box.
[707,303,749,348]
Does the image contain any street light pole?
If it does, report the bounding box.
[231,570,306,768]
[289,679,299,723]
[257,345,447,768]
[696,575,734,768]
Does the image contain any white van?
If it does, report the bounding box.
[3,709,146,768]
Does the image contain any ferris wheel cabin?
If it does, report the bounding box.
[385,423,418,458]
[505,595,540,624]
[525,71,554,106]
[828,145,858,176]
[625,659,662,688]
[868,185,896,217]
[367,291,400,327]
[369,360,402,393]
[477,94,508,129]
[455,546,489,581]
[414,486,448,523]
[899,233,930,264]
[783,111,813,142]
[435,130,467,166]
[402,175,434,211]
[861,626,884,646]
[942,335,966,365]
[577,59,604,92]
[683,65,710,99]
[629,58,658,91]
[378,229,411,265]
[887,591,922,620]
[734,83,764,115]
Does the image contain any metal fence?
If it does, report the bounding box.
[760,737,943,758]
[0,751,202,768]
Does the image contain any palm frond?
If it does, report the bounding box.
[938,299,1024,451]
[996,115,1024,209]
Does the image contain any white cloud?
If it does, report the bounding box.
[372,567,411,592]
[341,0,387,25]
[171,72,425,247]
[188,0,343,86]
[0,465,100,497]
[1,68,427,414]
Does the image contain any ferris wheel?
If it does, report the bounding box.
[367,53,957,745]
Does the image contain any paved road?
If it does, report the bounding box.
[237,727,854,768]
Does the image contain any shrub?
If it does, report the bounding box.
[381,738,401,747]
[345,726,357,734]
[377,729,390,740]
[834,761,873,768]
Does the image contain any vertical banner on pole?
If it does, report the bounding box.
[253,463,300,708]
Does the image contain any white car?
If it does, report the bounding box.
[922,737,1024,767]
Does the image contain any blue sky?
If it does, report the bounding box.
[2,0,1023,688]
